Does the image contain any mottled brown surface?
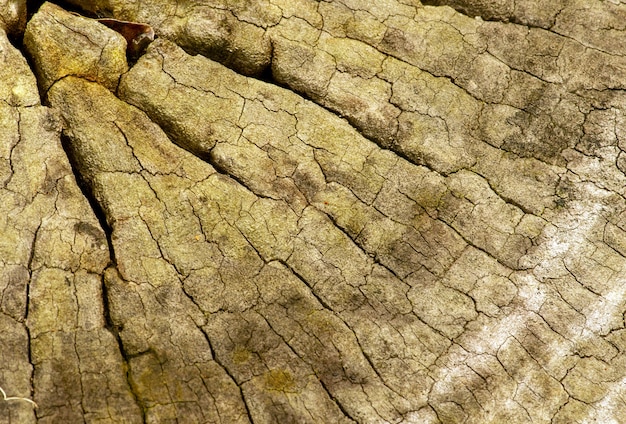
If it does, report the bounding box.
[1,0,626,422]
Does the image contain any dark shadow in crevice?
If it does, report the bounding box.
[27,0,100,19]
[256,61,276,85]
[59,132,117,266]
[14,36,45,103]
[26,0,45,19]
[100,272,122,343]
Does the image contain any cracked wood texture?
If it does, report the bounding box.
[1,0,626,422]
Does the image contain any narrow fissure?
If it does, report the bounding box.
[198,327,256,423]
[24,224,41,412]
[318,379,358,422]
[257,311,361,422]
[59,131,146,421]
[100,271,147,424]
[59,133,117,265]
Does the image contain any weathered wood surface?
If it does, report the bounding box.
[2,1,626,422]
